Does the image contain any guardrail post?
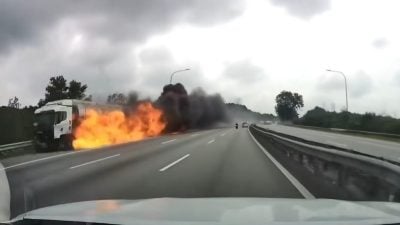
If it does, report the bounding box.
[301,155,315,174]
[316,159,327,173]
[389,189,400,202]
[338,166,349,187]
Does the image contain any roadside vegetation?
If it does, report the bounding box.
[273,91,400,135]
[274,91,304,121]
[295,107,400,135]
[1,76,276,145]
[0,76,89,145]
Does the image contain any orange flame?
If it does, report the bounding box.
[72,102,166,150]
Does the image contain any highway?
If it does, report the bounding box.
[259,124,400,162]
[0,127,309,219]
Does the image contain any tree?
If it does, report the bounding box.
[107,93,127,105]
[37,99,46,107]
[8,96,20,109]
[275,91,304,121]
[300,106,330,127]
[38,76,89,106]
[67,80,87,99]
[44,76,69,102]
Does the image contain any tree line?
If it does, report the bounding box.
[273,90,400,135]
[1,75,139,144]
[6,75,143,108]
[295,107,400,134]
[37,75,133,106]
[3,75,400,144]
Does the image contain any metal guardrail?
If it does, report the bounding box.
[251,125,400,202]
[0,140,32,152]
[330,128,400,139]
[288,124,400,139]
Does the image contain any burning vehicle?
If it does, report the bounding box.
[33,99,165,151]
[33,83,229,152]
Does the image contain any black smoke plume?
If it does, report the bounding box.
[156,83,229,132]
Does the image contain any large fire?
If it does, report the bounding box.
[72,102,166,150]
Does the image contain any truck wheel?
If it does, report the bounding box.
[59,135,73,151]
[34,144,45,153]
[48,141,59,152]
[34,144,50,153]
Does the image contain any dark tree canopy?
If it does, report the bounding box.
[8,96,20,109]
[275,91,304,121]
[68,80,88,99]
[44,76,68,102]
[38,76,89,107]
[297,107,400,134]
[107,93,127,105]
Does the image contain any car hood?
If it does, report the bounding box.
[11,198,400,225]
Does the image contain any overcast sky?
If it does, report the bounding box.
[2,0,400,117]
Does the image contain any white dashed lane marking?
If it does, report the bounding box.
[159,154,190,172]
[69,154,120,169]
[161,139,177,144]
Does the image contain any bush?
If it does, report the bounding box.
[0,106,36,144]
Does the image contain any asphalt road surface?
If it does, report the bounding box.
[259,124,400,162]
[0,127,308,219]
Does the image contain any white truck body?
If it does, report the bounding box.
[33,99,119,151]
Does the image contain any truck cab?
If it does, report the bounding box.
[33,99,96,151]
[33,99,120,152]
[34,100,75,151]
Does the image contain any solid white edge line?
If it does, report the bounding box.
[161,139,177,144]
[207,139,215,144]
[159,154,190,172]
[69,154,120,169]
[0,162,10,222]
[0,151,78,171]
[247,127,315,199]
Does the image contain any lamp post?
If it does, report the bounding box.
[169,68,190,84]
[326,69,349,111]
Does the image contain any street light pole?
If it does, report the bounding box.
[169,68,190,84]
[326,69,349,111]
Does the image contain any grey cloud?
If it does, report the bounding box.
[317,71,373,98]
[1,42,205,106]
[0,0,245,105]
[223,60,267,84]
[394,73,400,86]
[269,0,330,19]
[0,0,245,53]
[139,46,175,67]
[349,71,373,98]
[136,46,207,97]
[1,42,135,105]
[372,38,388,49]
[137,46,178,93]
[317,74,344,91]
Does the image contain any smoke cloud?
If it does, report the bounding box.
[113,83,274,133]
[156,83,229,132]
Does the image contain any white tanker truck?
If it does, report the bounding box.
[33,99,119,152]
